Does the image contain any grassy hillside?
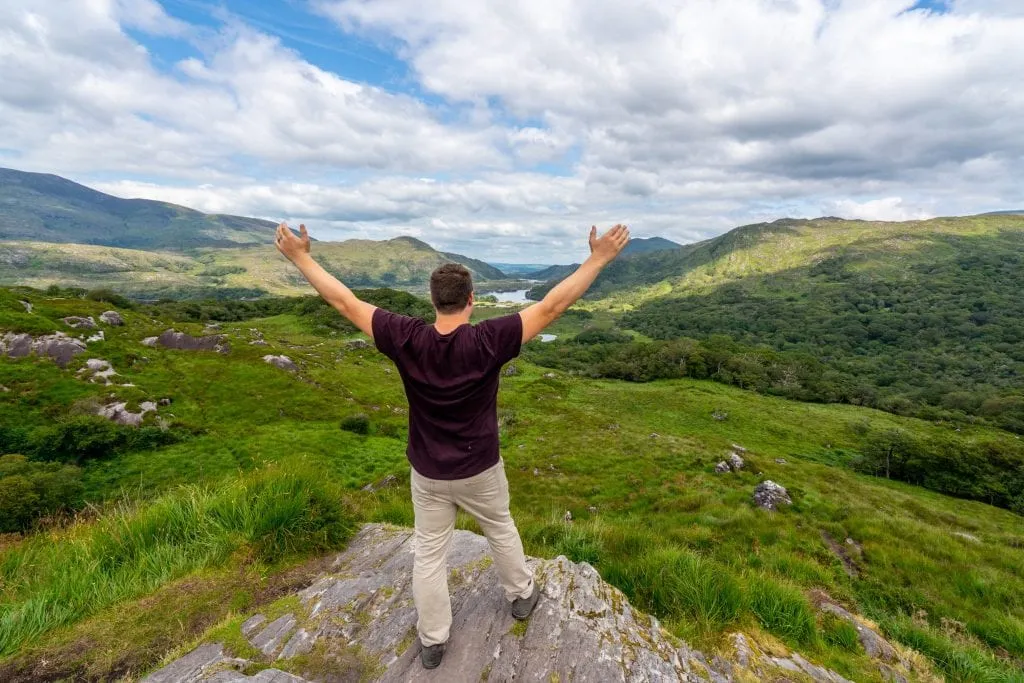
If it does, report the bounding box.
[0,167,276,250]
[0,237,512,299]
[523,214,1024,434]
[522,236,681,281]
[1,287,1022,681]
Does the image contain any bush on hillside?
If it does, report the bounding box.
[0,455,83,532]
[0,416,187,464]
[340,414,371,435]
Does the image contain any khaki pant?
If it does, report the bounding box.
[410,458,534,646]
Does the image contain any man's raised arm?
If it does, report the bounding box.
[519,224,630,344]
[275,222,377,337]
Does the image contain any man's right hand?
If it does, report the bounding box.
[588,224,631,265]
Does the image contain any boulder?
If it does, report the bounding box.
[775,458,788,465]
[19,300,32,313]
[715,461,731,474]
[1,331,87,368]
[63,316,97,329]
[87,330,105,343]
[263,355,298,372]
[98,401,157,427]
[78,358,118,385]
[145,523,861,683]
[99,310,125,326]
[731,444,747,453]
[502,363,519,376]
[346,339,370,350]
[727,452,744,471]
[141,336,159,347]
[156,329,230,353]
[753,480,792,511]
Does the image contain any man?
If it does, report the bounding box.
[275,222,630,669]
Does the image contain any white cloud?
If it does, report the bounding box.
[2,0,1023,262]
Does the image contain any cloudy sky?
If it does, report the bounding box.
[1,0,1022,262]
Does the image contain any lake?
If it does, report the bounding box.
[480,289,531,303]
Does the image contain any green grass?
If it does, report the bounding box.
[3,288,1024,680]
[0,468,356,656]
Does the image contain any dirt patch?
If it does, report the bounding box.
[821,530,860,578]
[0,553,338,682]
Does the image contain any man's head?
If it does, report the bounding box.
[429,263,474,314]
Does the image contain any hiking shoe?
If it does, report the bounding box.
[512,585,540,620]
[420,642,446,669]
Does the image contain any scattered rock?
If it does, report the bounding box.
[99,311,125,326]
[503,363,519,376]
[813,593,907,669]
[346,339,370,350]
[148,524,863,683]
[141,336,159,347]
[156,329,230,353]
[78,358,119,385]
[753,480,792,511]
[731,444,747,453]
[0,385,9,392]
[649,432,659,439]
[728,452,745,471]
[543,372,557,379]
[158,397,172,406]
[19,300,32,313]
[712,410,728,421]
[86,330,105,343]
[775,458,788,464]
[715,461,731,474]
[361,474,399,493]
[63,316,97,329]
[1,331,87,368]
[263,355,299,372]
[563,510,573,523]
[952,531,981,544]
[204,322,221,331]
[98,401,158,427]
[533,468,540,476]
[588,505,598,514]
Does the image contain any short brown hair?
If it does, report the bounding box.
[429,263,473,314]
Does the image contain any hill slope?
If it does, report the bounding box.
[523,236,681,281]
[0,236,508,298]
[0,167,276,250]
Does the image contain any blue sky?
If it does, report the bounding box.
[1,0,1022,262]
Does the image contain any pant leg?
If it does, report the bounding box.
[451,459,534,602]
[410,467,457,646]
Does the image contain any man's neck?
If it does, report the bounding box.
[433,309,471,334]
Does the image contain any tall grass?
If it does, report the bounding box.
[0,468,355,656]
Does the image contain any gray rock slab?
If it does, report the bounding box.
[152,525,874,683]
[143,643,226,683]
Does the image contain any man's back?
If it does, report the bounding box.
[372,308,522,480]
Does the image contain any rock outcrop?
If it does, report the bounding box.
[100,310,126,326]
[98,401,158,426]
[63,315,97,329]
[263,355,299,372]
[153,329,230,353]
[753,480,792,510]
[146,524,883,683]
[1,331,87,367]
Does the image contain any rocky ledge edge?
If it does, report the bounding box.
[145,523,924,683]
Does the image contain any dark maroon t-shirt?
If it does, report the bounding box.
[372,308,522,480]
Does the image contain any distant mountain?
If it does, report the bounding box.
[522,236,680,281]
[0,167,276,250]
[488,263,553,276]
[983,210,1024,216]
[620,236,681,255]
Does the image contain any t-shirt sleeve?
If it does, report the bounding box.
[372,308,421,360]
[478,313,523,367]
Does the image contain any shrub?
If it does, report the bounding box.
[2,416,187,464]
[85,288,134,309]
[340,414,371,435]
[0,455,84,532]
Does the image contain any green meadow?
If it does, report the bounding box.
[1,287,1022,681]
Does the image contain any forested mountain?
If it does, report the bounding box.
[0,167,276,250]
[523,236,681,280]
[528,214,1024,434]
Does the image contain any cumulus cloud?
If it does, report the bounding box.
[2,0,1023,261]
